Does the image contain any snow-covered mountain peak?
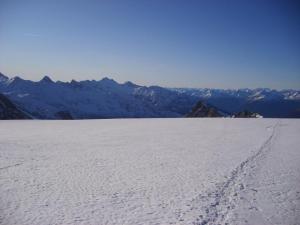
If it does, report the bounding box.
[123,81,139,88]
[70,79,83,88]
[98,77,119,89]
[40,75,54,83]
[0,72,8,82]
[100,77,117,83]
[6,76,24,85]
[0,74,299,118]
[70,79,79,84]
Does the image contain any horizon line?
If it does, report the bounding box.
[1,72,299,92]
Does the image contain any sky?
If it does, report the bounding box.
[0,0,299,89]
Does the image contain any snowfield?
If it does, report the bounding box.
[0,118,299,225]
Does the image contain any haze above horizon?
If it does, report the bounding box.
[0,0,299,89]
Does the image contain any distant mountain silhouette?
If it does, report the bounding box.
[0,73,198,119]
[0,72,299,119]
[172,88,300,118]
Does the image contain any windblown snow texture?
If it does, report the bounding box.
[0,118,299,225]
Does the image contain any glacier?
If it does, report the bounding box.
[0,118,299,225]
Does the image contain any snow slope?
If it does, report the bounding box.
[0,74,198,119]
[1,73,300,118]
[0,119,299,225]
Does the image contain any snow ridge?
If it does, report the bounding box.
[0,74,199,119]
[0,73,299,119]
[189,122,279,225]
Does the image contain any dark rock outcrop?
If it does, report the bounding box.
[186,101,221,117]
[234,110,262,118]
[0,93,30,119]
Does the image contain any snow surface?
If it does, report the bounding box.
[0,118,299,225]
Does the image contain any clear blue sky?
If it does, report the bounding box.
[0,0,299,89]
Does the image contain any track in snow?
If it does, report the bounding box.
[189,123,279,225]
[0,119,299,225]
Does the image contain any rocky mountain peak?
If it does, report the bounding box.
[40,76,54,83]
[186,101,222,117]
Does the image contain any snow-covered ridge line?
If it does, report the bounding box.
[0,73,199,119]
[171,87,300,101]
[0,72,300,119]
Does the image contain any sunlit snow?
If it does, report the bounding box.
[0,118,299,225]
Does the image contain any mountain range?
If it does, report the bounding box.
[0,72,299,119]
[173,87,300,117]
